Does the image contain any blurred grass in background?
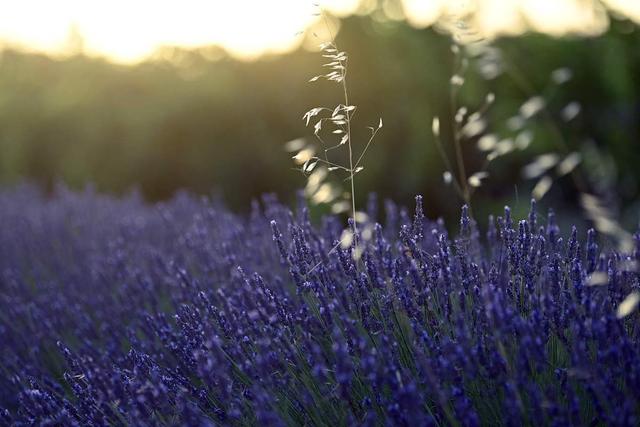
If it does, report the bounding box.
[0,12,638,226]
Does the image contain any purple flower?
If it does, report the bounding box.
[0,185,638,425]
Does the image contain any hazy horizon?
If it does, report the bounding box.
[1,0,639,64]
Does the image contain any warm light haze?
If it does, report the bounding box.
[0,0,639,63]
[0,0,359,63]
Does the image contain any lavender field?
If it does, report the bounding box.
[0,184,638,426]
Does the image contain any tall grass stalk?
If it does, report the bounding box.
[434,16,634,254]
[288,6,382,267]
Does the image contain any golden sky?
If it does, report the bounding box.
[0,0,638,64]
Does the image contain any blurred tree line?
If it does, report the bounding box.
[0,14,638,223]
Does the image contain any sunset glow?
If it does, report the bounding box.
[0,0,638,63]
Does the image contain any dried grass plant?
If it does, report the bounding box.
[287,5,636,297]
[286,6,382,269]
[433,13,636,252]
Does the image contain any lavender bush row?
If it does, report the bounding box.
[0,184,639,426]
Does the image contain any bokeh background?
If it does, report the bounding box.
[0,0,638,226]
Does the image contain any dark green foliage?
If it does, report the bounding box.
[0,16,638,221]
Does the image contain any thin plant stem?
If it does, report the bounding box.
[321,10,359,255]
[450,45,471,207]
[433,133,465,198]
[354,126,381,169]
[342,71,358,248]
